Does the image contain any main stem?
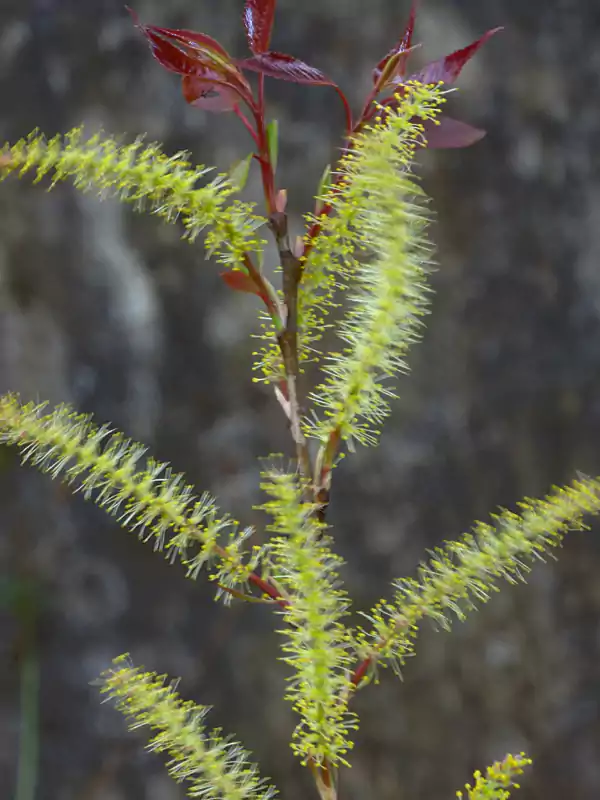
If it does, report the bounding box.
[239,77,395,799]
[269,210,313,488]
[251,74,313,489]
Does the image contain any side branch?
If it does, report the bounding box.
[243,252,284,330]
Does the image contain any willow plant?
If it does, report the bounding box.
[1,1,583,798]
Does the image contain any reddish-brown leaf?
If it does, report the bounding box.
[144,24,232,61]
[140,28,206,75]
[243,0,277,54]
[182,74,240,112]
[221,270,267,301]
[420,116,486,148]
[128,7,231,61]
[369,92,486,149]
[407,26,503,85]
[373,0,419,87]
[129,8,247,88]
[129,10,255,109]
[396,0,418,72]
[238,51,334,85]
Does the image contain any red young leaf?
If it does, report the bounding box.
[221,270,267,301]
[141,28,206,75]
[182,74,240,112]
[129,9,248,88]
[129,10,255,109]
[407,26,503,85]
[243,0,277,54]
[238,51,334,85]
[396,0,418,72]
[373,0,419,86]
[128,7,231,61]
[420,116,486,148]
[143,24,232,61]
[369,91,486,149]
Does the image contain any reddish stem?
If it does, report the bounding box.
[350,655,372,687]
[258,72,266,117]
[234,105,259,144]
[248,572,290,608]
[212,539,288,608]
[334,85,354,136]
[243,253,282,326]
[251,74,276,214]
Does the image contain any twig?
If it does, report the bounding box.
[247,570,291,608]
[309,758,338,800]
[243,252,284,330]
[216,583,282,604]
[348,613,412,689]
[314,427,342,522]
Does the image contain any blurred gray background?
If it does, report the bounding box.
[1,0,600,798]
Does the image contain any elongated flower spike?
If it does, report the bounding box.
[100,656,279,800]
[456,753,532,800]
[301,82,446,445]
